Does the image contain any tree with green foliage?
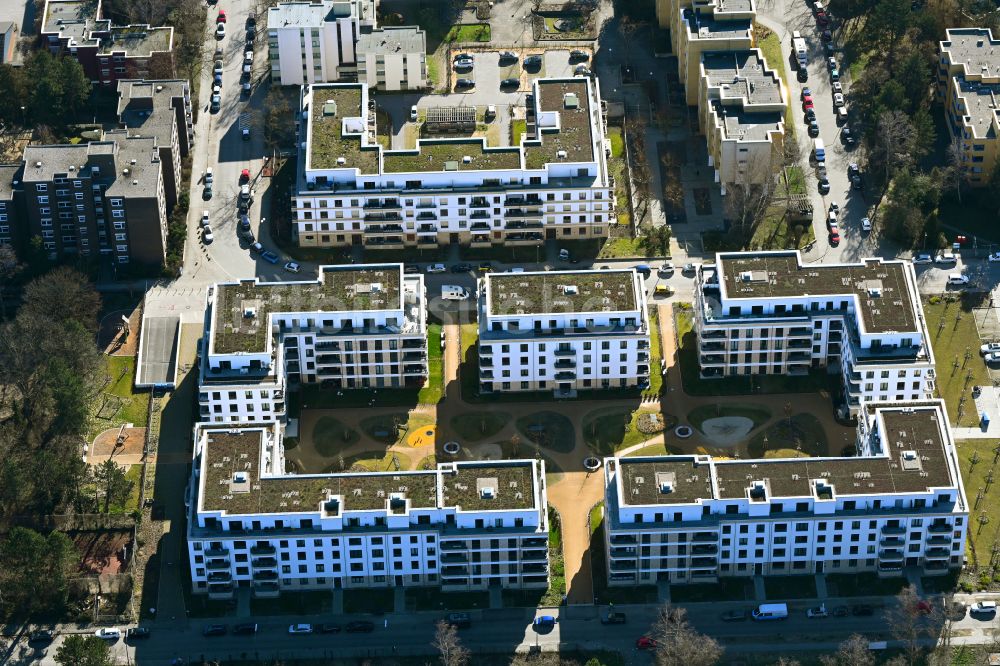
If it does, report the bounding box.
[0,527,75,617]
[93,459,134,513]
[21,51,90,129]
[55,634,113,666]
[642,224,672,256]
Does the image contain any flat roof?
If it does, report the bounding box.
[198,429,538,515]
[103,133,161,196]
[42,0,98,41]
[97,24,173,56]
[941,28,1000,78]
[617,402,959,506]
[269,0,360,27]
[307,86,380,173]
[0,164,22,199]
[356,26,424,54]
[211,265,405,354]
[684,11,751,40]
[617,458,715,506]
[715,405,952,500]
[711,102,783,141]
[717,253,917,334]
[953,77,1000,139]
[524,79,596,170]
[702,51,783,105]
[486,269,640,316]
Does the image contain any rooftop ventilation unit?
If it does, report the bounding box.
[462,155,472,163]
[479,486,495,499]
[337,157,346,165]
[562,285,579,295]
[868,287,882,298]
[557,150,567,159]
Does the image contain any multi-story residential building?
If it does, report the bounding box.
[694,252,935,415]
[938,28,1000,186]
[0,21,19,63]
[356,26,427,91]
[477,269,651,396]
[603,400,968,585]
[293,78,612,250]
[116,79,194,213]
[0,164,23,250]
[19,135,168,265]
[41,0,175,86]
[198,264,427,424]
[654,0,787,191]
[187,423,549,599]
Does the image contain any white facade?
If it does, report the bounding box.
[603,401,968,585]
[294,79,613,249]
[695,252,935,415]
[199,264,427,421]
[477,269,652,395]
[187,424,549,599]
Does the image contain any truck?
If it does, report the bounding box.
[441,285,470,301]
[752,603,788,621]
[791,32,808,70]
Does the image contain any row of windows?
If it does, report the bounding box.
[300,192,605,208]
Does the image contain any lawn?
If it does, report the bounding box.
[516,411,576,453]
[581,407,671,455]
[748,413,829,458]
[675,307,836,396]
[590,502,603,534]
[511,119,526,146]
[606,126,632,228]
[446,23,491,42]
[955,439,1000,577]
[763,575,816,599]
[88,355,149,442]
[598,235,644,258]
[923,296,991,427]
[755,25,795,139]
[750,204,814,250]
[419,323,444,405]
[648,310,663,395]
[451,411,511,441]
[460,323,477,358]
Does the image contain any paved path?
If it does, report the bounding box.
[443,322,461,402]
[546,471,605,605]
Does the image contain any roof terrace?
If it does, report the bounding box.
[97,24,173,56]
[306,86,379,173]
[524,79,597,170]
[618,458,715,506]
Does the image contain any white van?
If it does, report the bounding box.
[752,603,789,621]
[441,285,470,300]
[813,139,826,162]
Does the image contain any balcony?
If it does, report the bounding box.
[252,582,280,598]
[925,548,951,559]
[554,347,576,357]
[692,544,718,555]
[206,559,230,571]
[252,557,278,569]
[610,561,637,571]
[880,537,904,548]
[441,565,469,576]
[788,339,811,349]
[788,351,811,361]
[926,535,950,545]
[208,583,234,600]
[404,364,426,375]
[417,236,437,245]
[788,327,811,337]
[610,547,636,558]
[701,330,726,339]
[470,198,489,208]
[403,351,427,361]
[363,199,401,210]
[877,563,903,573]
[522,563,547,574]
[253,570,278,581]
[555,371,576,380]
[928,523,952,534]
[692,533,717,542]
[470,221,491,231]
[505,220,543,230]
[416,212,437,221]
[524,537,547,548]
[610,535,637,545]
[878,550,904,561]
[204,546,229,558]
[365,224,404,234]
[522,549,547,561]
[691,556,717,567]
[471,211,491,220]
[366,237,404,248]
[505,196,542,207]
[207,571,232,583]
[417,224,438,234]
[441,553,468,563]
[700,341,725,352]
[479,357,493,368]
[364,212,402,222]
[504,232,544,245]
[700,354,725,365]
[554,359,575,369]
[637,352,650,362]
[441,541,467,551]
[471,235,491,248]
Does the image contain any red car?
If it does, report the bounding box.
[217,10,227,22]
[916,600,933,614]
[636,636,658,649]
[829,230,840,246]
[240,168,250,183]
[802,98,814,111]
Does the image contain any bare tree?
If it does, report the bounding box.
[872,110,917,214]
[650,604,723,666]
[945,140,965,204]
[0,245,21,320]
[883,585,939,665]
[819,633,875,666]
[433,619,470,666]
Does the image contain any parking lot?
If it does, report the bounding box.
[377,49,589,151]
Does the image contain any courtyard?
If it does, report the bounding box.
[286,302,858,604]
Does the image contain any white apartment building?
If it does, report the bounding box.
[187,423,549,599]
[477,269,652,396]
[356,26,426,91]
[694,252,935,415]
[267,0,426,89]
[603,400,968,585]
[293,78,613,250]
[198,264,427,424]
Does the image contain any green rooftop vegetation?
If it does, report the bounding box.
[308,87,380,173]
[488,270,638,315]
[524,80,596,170]
[383,140,521,173]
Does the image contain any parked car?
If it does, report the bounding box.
[806,604,829,618]
[499,51,518,62]
[574,65,592,76]
[232,623,258,635]
[569,49,589,61]
[346,621,375,633]
[987,352,1000,364]
[912,253,933,264]
[202,225,214,244]
[213,60,223,74]
[833,92,845,106]
[288,624,313,635]
[524,55,542,68]
[948,273,970,286]
[478,261,493,272]
[533,616,556,629]
[410,105,418,121]
[451,263,473,273]
[831,606,850,617]
[830,68,840,81]
[261,250,280,264]
[848,162,861,188]
[600,610,627,624]
[455,78,475,89]
[989,252,1000,262]
[804,108,816,122]
[658,263,675,275]
[201,211,210,227]
[210,94,221,113]
[319,623,341,634]
[851,604,874,616]
[202,184,213,200]
[283,261,300,273]
[720,609,748,622]
[808,121,820,137]
[216,22,226,38]
[818,176,830,194]
[404,265,420,274]
[981,343,1000,355]
[936,251,957,264]
[827,56,837,70]
[636,636,658,649]
[28,630,54,644]
[829,230,841,246]
[446,612,472,629]
[800,87,812,100]
[821,29,832,41]
[972,601,998,616]
[861,217,872,232]
[94,628,121,640]
[454,59,474,71]
[797,68,809,82]
[426,263,447,273]
[217,10,227,22]
[239,168,251,183]
[126,627,151,640]
[832,81,843,94]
